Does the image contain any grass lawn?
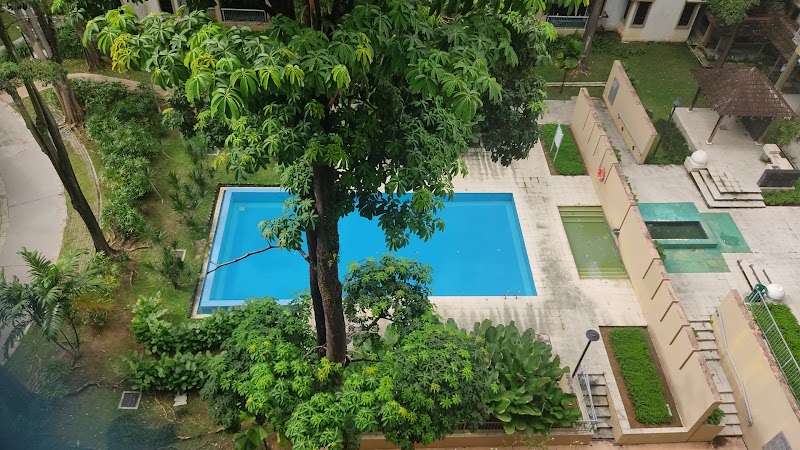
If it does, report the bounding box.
[540,123,585,175]
[1,11,22,41]
[545,86,604,101]
[645,119,692,166]
[536,32,704,121]
[763,178,800,206]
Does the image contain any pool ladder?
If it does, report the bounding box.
[504,290,521,299]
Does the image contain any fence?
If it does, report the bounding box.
[546,15,589,29]
[746,288,800,403]
[221,8,268,23]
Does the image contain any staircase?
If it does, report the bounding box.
[690,318,743,437]
[688,167,765,208]
[587,373,614,440]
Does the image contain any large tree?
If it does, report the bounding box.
[579,0,603,70]
[709,0,760,68]
[3,0,85,125]
[50,0,117,70]
[0,20,115,255]
[87,0,575,364]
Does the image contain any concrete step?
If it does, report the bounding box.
[719,424,743,437]
[690,172,766,208]
[594,428,614,440]
[591,385,608,396]
[720,403,738,415]
[694,330,716,341]
[700,170,764,200]
[592,396,609,407]
[698,340,718,350]
[702,349,720,361]
[705,168,762,194]
[723,412,741,427]
[594,406,611,418]
[690,320,713,332]
[589,375,606,386]
[595,420,612,428]
[720,392,735,403]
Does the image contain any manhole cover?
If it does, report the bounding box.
[118,391,142,410]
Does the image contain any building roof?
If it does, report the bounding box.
[691,67,795,118]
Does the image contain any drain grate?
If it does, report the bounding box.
[118,391,142,410]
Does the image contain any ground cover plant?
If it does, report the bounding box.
[763,178,800,206]
[645,120,692,166]
[751,302,800,399]
[540,124,585,175]
[608,328,672,424]
[705,407,724,426]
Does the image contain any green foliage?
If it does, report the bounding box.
[0,249,110,359]
[56,24,83,59]
[707,0,760,25]
[608,328,672,424]
[122,350,211,392]
[343,255,434,336]
[751,303,800,398]
[550,32,583,72]
[473,320,580,434]
[167,143,212,235]
[146,240,188,288]
[763,117,800,148]
[71,79,160,130]
[705,407,724,425]
[540,124,585,175]
[645,120,691,166]
[163,86,197,137]
[763,178,800,206]
[654,241,667,261]
[377,320,491,449]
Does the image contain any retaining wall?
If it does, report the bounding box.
[602,61,657,164]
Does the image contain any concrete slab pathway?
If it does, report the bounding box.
[0,100,67,363]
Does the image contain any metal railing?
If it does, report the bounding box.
[746,287,800,404]
[221,8,268,23]
[469,419,596,433]
[546,15,589,29]
[576,365,598,428]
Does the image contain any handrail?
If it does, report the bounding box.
[716,308,753,425]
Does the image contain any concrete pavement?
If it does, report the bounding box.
[0,100,67,363]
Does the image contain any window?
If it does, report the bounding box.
[677,2,698,28]
[631,1,652,27]
[608,78,620,105]
[623,0,633,24]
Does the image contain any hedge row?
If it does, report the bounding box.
[751,303,800,398]
[609,328,672,424]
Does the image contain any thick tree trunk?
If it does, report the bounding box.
[76,22,104,70]
[312,163,347,364]
[306,228,327,349]
[715,22,742,68]
[580,0,605,70]
[53,74,84,125]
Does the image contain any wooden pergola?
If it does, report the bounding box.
[689,67,795,143]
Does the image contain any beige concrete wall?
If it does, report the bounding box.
[122,0,161,18]
[713,291,800,449]
[602,61,657,164]
[617,0,702,42]
[570,89,721,442]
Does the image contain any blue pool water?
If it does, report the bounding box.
[197,188,536,313]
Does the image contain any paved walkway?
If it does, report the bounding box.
[0,72,168,104]
[0,101,67,363]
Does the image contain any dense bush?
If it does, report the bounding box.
[130,295,241,354]
[71,80,160,131]
[609,328,672,424]
[55,25,82,59]
[122,350,211,392]
[763,117,800,148]
[474,320,581,434]
[540,124,585,175]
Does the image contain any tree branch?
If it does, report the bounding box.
[205,245,280,275]
[296,246,311,263]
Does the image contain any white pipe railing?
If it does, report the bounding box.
[715,308,753,425]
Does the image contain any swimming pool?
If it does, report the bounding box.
[196,188,536,314]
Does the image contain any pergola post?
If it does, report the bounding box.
[706,114,725,144]
[776,50,800,92]
[689,86,702,112]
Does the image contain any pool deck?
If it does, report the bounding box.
[436,137,645,378]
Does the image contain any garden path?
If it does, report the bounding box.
[0,72,168,104]
[0,100,67,363]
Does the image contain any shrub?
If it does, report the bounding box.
[147,241,188,288]
[101,194,150,239]
[540,124,585,175]
[55,25,82,59]
[705,407,724,425]
[473,320,581,434]
[608,328,672,424]
[763,179,800,206]
[763,117,800,148]
[71,79,160,130]
[122,350,211,393]
[646,120,691,166]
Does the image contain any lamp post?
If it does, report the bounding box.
[572,329,601,379]
[650,99,682,160]
[669,98,682,120]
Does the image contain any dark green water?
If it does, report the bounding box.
[646,221,707,240]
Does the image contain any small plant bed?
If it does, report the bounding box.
[645,120,691,166]
[763,179,800,206]
[602,327,681,427]
[540,124,586,176]
[750,302,800,399]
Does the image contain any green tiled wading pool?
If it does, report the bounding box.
[559,206,627,279]
[638,202,750,273]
